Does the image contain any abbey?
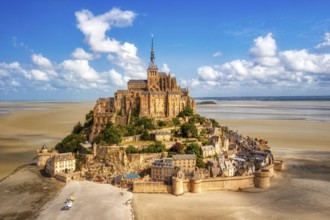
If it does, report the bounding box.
[90,38,196,140]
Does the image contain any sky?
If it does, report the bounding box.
[1,0,330,100]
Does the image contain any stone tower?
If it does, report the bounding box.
[147,35,160,91]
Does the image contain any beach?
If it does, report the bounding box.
[0,101,94,180]
[0,100,330,219]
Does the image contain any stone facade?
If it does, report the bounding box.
[172,154,196,173]
[151,158,174,183]
[90,38,196,140]
[45,152,76,177]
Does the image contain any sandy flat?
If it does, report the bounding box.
[0,102,94,179]
[217,119,330,151]
[0,165,64,220]
[36,181,133,220]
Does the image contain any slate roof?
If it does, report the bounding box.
[128,79,148,84]
[173,154,196,160]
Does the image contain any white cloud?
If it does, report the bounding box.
[250,33,277,57]
[61,59,101,82]
[105,69,128,87]
[31,54,53,68]
[107,42,145,78]
[212,51,223,58]
[75,8,145,78]
[161,63,170,73]
[75,8,135,53]
[193,32,330,92]
[315,32,330,49]
[197,66,222,81]
[71,48,94,60]
[29,69,50,81]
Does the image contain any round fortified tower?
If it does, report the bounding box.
[172,177,184,196]
[190,177,202,193]
[274,160,285,171]
[254,169,271,188]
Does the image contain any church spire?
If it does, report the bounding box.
[149,34,157,69]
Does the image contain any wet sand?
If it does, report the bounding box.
[0,165,64,220]
[0,102,94,179]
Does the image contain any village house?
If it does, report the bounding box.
[219,159,236,177]
[151,158,174,183]
[154,131,172,141]
[172,154,196,173]
[208,135,222,154]
[45,152,76,177]
[201,145,216,158]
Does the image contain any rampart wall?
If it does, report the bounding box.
[133,175,255,194]
[133,181,172,193]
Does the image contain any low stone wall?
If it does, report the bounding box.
[127,153,166,164]
[55,171,81,183]
[133,181,172,194]
[122,134,142,143]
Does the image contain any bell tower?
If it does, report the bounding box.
[147,34,160,91]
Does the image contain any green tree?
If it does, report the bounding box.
[142,141,166,153]
[157,120,167,127]
[72,122,83,134]
[172,117,180,126]
[178,106,194,118]
[196,157,205,168]
[102,127,122,144]
[186,143,202,157]
[210,118,220,128]
[141,129,152,141]
[55,133,84,153]
[181,123,198,138]
[136,116,155,130]
[169,142,185,154]
[125,145,139,154]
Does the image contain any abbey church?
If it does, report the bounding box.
[90,38,196,139]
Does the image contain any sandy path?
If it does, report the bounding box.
[36,181,133,220]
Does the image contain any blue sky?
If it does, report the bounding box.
[1,0,330,100]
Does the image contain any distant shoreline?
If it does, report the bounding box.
[1,95,330,102]
[194,95,330,101]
